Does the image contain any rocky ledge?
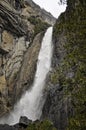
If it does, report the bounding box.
[0,116,57,130]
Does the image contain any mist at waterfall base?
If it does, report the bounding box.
[0,27,53,125]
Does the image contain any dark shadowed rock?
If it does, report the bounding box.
[19,116,32,126]
[42,0,86,130]
[0,124,18,130]
[13,116,32,129]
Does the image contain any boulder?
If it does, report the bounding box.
[19,116,32,126]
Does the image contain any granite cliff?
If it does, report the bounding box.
[0,0,86,130]
[0,0,55,117]
[42,0,86,130]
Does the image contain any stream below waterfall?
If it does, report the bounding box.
[0,27,53,125]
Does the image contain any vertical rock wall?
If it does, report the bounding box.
[42,0,86,130]
[0,0,55,116]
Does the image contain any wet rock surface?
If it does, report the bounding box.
[0,116,56,130]
[0,124,17,130]
[19,116,32,126]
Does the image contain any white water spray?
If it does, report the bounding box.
[0,27,53,125]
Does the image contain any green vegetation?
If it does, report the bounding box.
[26,119,57,130]
[28,16,50,37]
[67,86,86,130]
[53,0,86,129]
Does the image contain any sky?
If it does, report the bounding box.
[32,0,67,18]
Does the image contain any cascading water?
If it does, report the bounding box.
[0,27,53,125]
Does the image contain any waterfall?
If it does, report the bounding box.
[0,27,53,125]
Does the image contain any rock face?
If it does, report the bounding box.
[24,0,56,25]
[0,0,27,36]
[0,117,56,130]
[7,32,44,105]
[0,0,55,116]
[0,124,17,130]
[19,116,32,126]
[42,0,86,130]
